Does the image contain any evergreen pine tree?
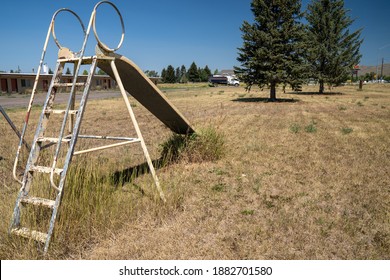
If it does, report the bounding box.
[175,67,181,83]
[145,70,158,77]
[180,65,187,77]
[161,68,167,83]
[180,65,187,83]
[97,68,107,75]
[202,65,212,81]
[165,65,176,83]
[198,67,203,81]
[235,0,306,101]
[188,62,200,82]
[305,0,363,93]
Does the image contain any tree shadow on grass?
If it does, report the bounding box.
[287,91,343,96]
[232,97,299,103]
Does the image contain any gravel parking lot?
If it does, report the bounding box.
[0,91,122,109]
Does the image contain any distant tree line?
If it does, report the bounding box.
[145,62,217,83]
[359,72,390,82]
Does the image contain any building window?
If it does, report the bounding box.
[21,79,32,88]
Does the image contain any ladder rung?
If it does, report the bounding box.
[58,56,113,64]
[53,82,85,87]
[11,227,47,243]
[30,165,63,175]
[20,196,55,209]
[37,137,71,143]
[45,109,78,115]
[58,56,95,64]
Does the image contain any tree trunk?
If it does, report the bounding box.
[270,82,277,101]
[319,81,324,94]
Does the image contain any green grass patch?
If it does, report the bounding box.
[341,127,353,135]
[241,209,255,215]
[212,183,227,192]
[305,122,317,133]
[290,123,300,133]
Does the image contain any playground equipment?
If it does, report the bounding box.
[9,1,194,254]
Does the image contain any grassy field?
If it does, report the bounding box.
[0,83,389,259]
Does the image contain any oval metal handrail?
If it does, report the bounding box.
[51,8,86,53]
[92,1,125,53]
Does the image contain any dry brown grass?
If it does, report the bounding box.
[0,83,389,259]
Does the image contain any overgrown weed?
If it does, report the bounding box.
[160,126,225,164]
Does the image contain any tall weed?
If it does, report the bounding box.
[160,126,225,164]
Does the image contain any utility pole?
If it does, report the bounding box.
[380,57,384,81]
[378,43,390,82]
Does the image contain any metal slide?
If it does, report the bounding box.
[97,53,195,135]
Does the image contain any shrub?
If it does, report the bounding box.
[160,126,225,164]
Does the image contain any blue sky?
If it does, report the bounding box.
[1,0,389,74]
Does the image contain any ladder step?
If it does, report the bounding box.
[37,137,71,143]
[58,56,95,64]
[20,196,55,209]
[45,109,78,115]
[30,165,63,175]
[58,56,112,64]
[53,82,85,87]
[11,227,47,243]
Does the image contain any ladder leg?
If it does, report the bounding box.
[9,192,22,229]
[43,58,99,253]
[68,62,78,135]
[109,60,166,202]
[44,193,60,254]
[9,61,65,232]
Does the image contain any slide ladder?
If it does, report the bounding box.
[9,1,165,254]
